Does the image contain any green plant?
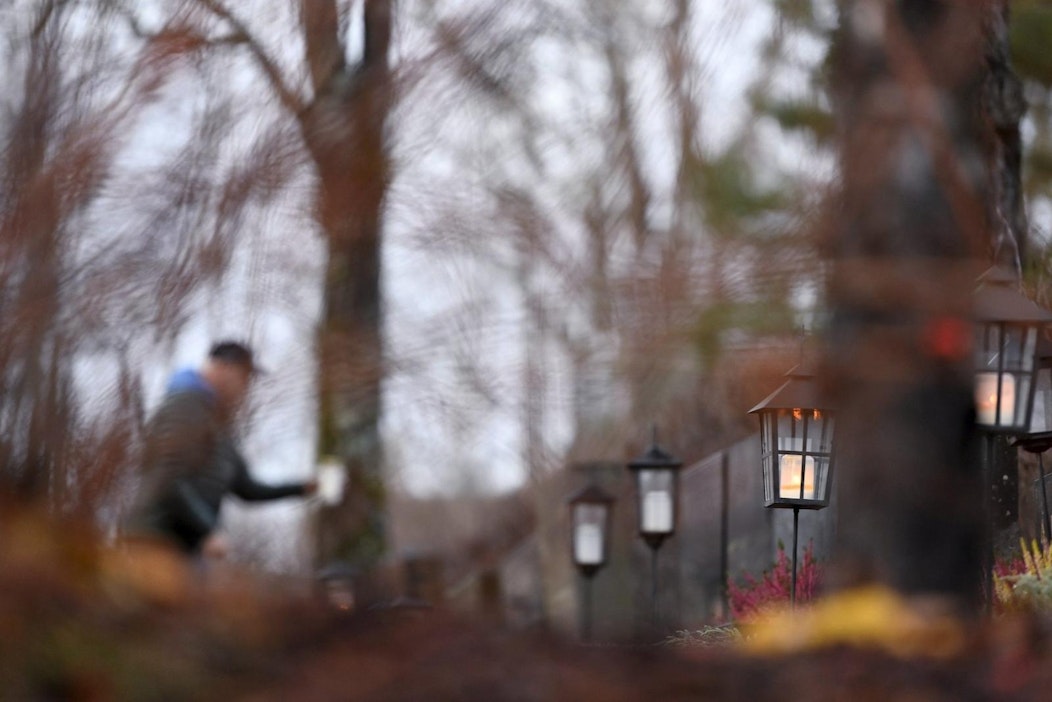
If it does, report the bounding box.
[662,625,742,649]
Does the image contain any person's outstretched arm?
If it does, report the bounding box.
[226,440,313,501]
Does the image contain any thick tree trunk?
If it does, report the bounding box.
[825,0,992,608]
[985,0,1027,271]
[302,0,393,583]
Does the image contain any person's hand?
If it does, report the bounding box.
[202,534,228,560]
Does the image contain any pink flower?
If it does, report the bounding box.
[728,542,821,619]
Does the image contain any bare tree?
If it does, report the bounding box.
[87,0,396,573]
[0,1,241,514]
[376,0,841,624]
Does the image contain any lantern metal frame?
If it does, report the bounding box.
[974,267,1052,435]
[626,437,683,551]
[748,365,835,511]
[626,431,682,632]
[1012,335,1052,542]
[749,363,834,607]
[568,483,615,642]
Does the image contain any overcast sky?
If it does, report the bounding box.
[78,0,831,571]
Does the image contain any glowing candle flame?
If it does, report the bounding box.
[779,454,815,499]
[975,372,1015,426]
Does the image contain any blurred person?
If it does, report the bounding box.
[125,342,316,557]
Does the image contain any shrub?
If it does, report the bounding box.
[995,539,1052,612]
[728,542,821,620]
[663,624,742,649]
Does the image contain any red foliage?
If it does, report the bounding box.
[728,542,821,620]
[994,556,1026,579]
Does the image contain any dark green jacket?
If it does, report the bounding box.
[127,377,307,553]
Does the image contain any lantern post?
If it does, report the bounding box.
[749,365,834,607]
[626,429,682,631]
[568,484,615,642]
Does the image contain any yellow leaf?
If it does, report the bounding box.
[742,586,966,659]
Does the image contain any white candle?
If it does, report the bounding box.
[575,523,603,565]
[976,372,1015,426]
[779,455,815,499]
[642,490,673,533]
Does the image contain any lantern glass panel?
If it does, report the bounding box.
[1009,325,1038,372]
[812,410,834,454]
[761,414,775,503]
[778,453,814,499]
[777,410,803,452]
[813,455,831,500]
[1016,374,1031,427]
[1030,366,1052,435]
[975,372,1010,425]
[775,408,819,500]
[976,323,1039,430]
[637,468,674,534]
[976,323,1003,371]
[572,503,607,566]
[760,413,771,458]
[760,406,833,508]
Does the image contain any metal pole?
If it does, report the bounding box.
[582,575,593,643]
[1035,452,1052,547]
[791,507,799,609]
[651,544,660,632]
[1040,453,1051,544]
[983,434,994,612]
[719,452,729,616]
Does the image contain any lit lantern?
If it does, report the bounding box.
[974,267,1052,434]
[749,363,834,607]
[627,432,683,630]
[749,366,834,510]
[568,484,615,577]
[626,436,683,550]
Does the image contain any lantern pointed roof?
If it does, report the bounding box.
[627,442,683,471]
[975,266,1052,324]
[567,483,615,505]
[748,364,830,413]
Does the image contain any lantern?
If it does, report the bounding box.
[626,437,683,550]
[749,365,834,510]
[974,267,1052,434]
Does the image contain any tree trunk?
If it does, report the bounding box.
[303,0,393,585]
[825,0,992,608]
[985,0,1027,271]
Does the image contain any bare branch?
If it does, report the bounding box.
[300,0,344,96]
[194,0,306,115]
[363,0,392,72]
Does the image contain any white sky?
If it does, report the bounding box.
[45,0,831,570]
[382,0,822,496]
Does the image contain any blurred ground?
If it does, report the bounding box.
[3,504,1052,701]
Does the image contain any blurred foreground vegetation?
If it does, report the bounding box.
[5,502,1052,701]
